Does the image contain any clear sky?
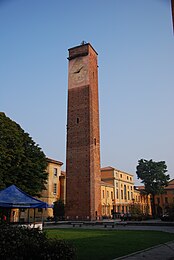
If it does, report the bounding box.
[1,0,174,184]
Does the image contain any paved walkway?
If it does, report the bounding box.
[44,222,174,234]
[115,241,174,260]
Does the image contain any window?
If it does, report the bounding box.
[107,191,109,198]
[124,185,127,200]
[165,197,168,204]
[131,192,133,199]
[111,191,113,200]
[120,174,122,178]
[54,168,58,177]
[102,190,105,198]
[53,183,57,194]
[77,117,79,124]
[116,189,119,199]
[128,191,130,200]
[122,206,124,213]
[121,190,123,200]
[157,198,160,204]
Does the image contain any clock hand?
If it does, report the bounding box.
[74,66,83,74]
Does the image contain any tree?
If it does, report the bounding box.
[53,199,65,221]
[136,159,170,217]
[0,112,48,196]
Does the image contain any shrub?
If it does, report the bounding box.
[0,224,76,259]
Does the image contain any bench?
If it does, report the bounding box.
[103,222,115,228]
[71,222,83,227]
[115,221,127,227]
[103,222,127,228]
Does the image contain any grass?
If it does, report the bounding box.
[46,228,174,260]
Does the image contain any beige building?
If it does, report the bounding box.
[101,166,134,215]
[28,160,152,221]
[101,181,114,217]
[14,158,65,222]
[19,158,64,222]
[154,179,174,216]
[40,158,64,219]
[41,162,150,219]
[133,186,151,215]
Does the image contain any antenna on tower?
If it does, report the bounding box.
[81,40,87,45]
[171,0,174,32]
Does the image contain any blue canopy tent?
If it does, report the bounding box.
[0,185,52,225]
[0,184,51,208]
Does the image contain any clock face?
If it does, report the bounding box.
[70,59,88,84]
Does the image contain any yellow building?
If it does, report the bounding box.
[39,158,64,219]
[30,160,152,221]
[133,186,151,215]
[101,181,114,217]
[19,158,64,222]
[101,166,134,215]
[155,179,174,216]
[9,158,153,222]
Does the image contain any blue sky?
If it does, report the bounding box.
[1,0,174,184]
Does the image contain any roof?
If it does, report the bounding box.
[0,185,52,208]
[135,186,145,190]
[101,166,134,177]
[46,157,63,166]
[101,166,115,171]
[165,184,174,190]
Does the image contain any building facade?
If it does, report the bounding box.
[134,186,151,216]
[101,181,114,217]
[11,158,64,222]
[101,166,134,215]
[154,179,174,216]
[40,158,64,218]
[19,158,153,221]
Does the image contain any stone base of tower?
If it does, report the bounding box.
[65,202,102,221]
[65,214,101,221]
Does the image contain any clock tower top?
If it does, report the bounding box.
[68,42,98,60]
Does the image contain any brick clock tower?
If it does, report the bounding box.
[66,43,101,220]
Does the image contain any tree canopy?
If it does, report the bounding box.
[0,112,48,196]
[136,159,170,196]
[53,199,65,221]
[136,159,170,216]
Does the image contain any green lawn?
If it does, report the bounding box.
[46,228,174,260]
